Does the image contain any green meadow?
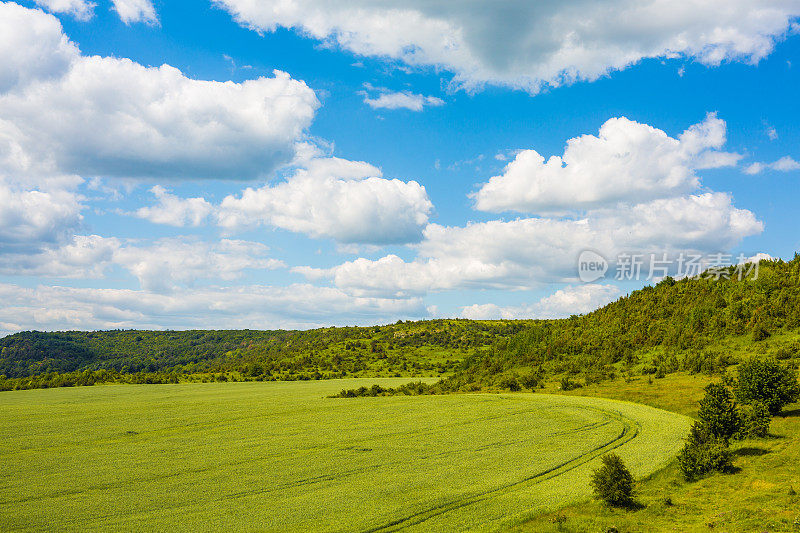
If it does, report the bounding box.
[519,372,800,532]
[0,379,689,532]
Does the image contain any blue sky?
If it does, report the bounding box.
[0,0,798,333]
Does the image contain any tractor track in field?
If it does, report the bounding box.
[220,417,617,500]
[2,388,692,533]
[359,406,640,533]
[0,420,614,518]
[5,407,637,532]
[0,407,612,507]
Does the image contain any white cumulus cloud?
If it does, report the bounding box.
[0,235,118,278]
[461,284,622,320]
[360,86,445,111]
[33,0,95,20]
[111,0,157,24]
[0,118,84,253]
[301,192,762,296]
[0,3,319,181]
[0,181,83,253]
[0,282,428,335]
[216,156,434,244]
[0,3,79,92]
[112,238,285,292]
[134,155,433,244]
[215,0,800,92]
[473,113,740,214]
[0,234,285,292]
[744,156,800,174]
[135,186,214,227]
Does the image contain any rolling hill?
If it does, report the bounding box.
[1,255,799,392]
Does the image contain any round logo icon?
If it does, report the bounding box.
[577,250,608,282]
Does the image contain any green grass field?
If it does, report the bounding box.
[519,372,800,532]
[0,379,689,532]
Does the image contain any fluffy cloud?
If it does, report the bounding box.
[0,2,325,279]
[113,238,285,292]
[0,235,118,278]
[0,282,428,335]
[593,192,762,252]
[33,0,156,23]
[741,252,774,264]
[360,86,445,111]
[0,234,285,292]
[0,3,318,180]
[461,284,622,320]
[134,156,433,244]
[215,0,800,92]
[218,157,432,244]
[33,0,94,20]
[473,114,739,214]
[299,115,758,297]
[135,186,213,227]
[111,0,157,24]
[0,182,83,253]
[0,118,84,253]
[0,3,79,92]
[302,192,763,295]
[744,156,800,174]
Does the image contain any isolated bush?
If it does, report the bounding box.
[590,453,634,507]
[678,423,734,481]
[698,383,741,442]
[734,357,800,414]
[518,371,540,390]
[560,376,582,391]
[736,401,771,439]
[331,381,433,398]
[498,375,521,391]
[677,382,745,481]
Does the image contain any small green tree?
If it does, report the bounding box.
[736,401,771,438]
[678,423,734,481]
[518,371,540,390]
[698,383,741,442]
[734,357,800,414]
[560,376,581,391]
[498,375,521,391]
[590,453,634,507]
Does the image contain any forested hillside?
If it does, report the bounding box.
[2,256,799,392]
[440,255,800,391]
[0,320,525,389]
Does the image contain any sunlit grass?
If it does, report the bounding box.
[0,379,688,532]
[519,372,800,532]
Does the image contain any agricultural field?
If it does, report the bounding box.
[520,372,800,532]
[0,379,689,532]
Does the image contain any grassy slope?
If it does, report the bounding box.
[516,372,800,532]
[0,380,688,532]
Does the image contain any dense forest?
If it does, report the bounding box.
[0,320,525,390]
[439,255,800,392]
[2,255,799,392]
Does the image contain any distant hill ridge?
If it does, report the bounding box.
[2,255,799,391]
[440,255,800,391]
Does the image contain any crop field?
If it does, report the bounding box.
[0,380,690,532]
